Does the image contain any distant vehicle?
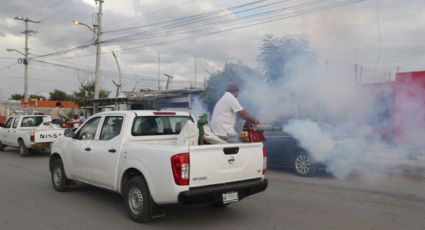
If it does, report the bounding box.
[0,115,64,156]
[240,121,357,177]
[263,130,324,177]
[49,110,268,223]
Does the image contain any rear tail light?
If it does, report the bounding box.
[249,131,265,142]
[262,147,267,175]
[30,131,35,143]
[171,153,190,186]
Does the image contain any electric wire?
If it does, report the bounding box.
[32,0,365,61]
[104,0,200,29]
[103,0,343,44]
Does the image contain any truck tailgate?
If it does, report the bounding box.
[34,129,64,143]
[189,142,264,187]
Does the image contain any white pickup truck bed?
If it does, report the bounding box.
[49,110,268,223]
[0,115,64,156]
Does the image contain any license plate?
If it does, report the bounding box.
[222,192,239,204]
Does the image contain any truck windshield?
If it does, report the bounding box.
[21,116,44,127]
[131,116,192,136]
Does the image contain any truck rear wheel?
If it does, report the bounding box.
[124,176,152,223]
[51,159,70,192]
[18,140,30,156]
[0,141,5,152]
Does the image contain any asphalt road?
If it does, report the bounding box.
[1,148,425,230]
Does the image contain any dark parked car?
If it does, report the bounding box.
[263,130,324,177]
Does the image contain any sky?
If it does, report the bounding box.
[0,0,424,99]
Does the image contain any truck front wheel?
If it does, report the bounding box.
[124,176,152,223]
[51,159,70,192]
[18,140,30,156]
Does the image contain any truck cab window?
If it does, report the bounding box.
[4,118,14,128]
[100,116,123,140]
[12,117,20,129]
[132,116,192,136]
[75,117,101,140]
[21,116,43,127]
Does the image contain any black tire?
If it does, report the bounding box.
[124,176,152,223]
[0,140,5,152]
[210,202,230,208]
[18,140,30,156]
[51,159,70,192]
[293,152,316,177]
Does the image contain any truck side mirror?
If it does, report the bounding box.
[0,123,4,128]
[64,128,75,138]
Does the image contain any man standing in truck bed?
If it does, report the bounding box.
[210,83,259,143]
[51,102,69,127]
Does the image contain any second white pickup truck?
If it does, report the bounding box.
[49,110,268,223]
[0,115,64,156]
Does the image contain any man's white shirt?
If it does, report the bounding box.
[210,92,243,137]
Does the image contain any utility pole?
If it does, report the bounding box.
[13,17,40,103]
[194,56,197,89]
[112,51,122,110]
[93,0,104,113]
[354,48,358,84]
[163,74,174,91]
[112,52,122,96]
[158,53,161,90]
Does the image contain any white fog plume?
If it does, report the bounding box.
[190,95,210,123]
[239,52,424,180]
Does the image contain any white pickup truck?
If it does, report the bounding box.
[0,115,64,156]
[49,110,268,223]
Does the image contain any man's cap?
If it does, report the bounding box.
[226,83,239,92]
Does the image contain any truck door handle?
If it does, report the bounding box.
[108,148,116,153]
[85,147,91,151]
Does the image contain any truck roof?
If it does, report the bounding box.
[10,115,50,118]
[96,110,192,117]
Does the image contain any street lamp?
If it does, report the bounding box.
[6,48,25,56]
[72,20,95,33]
[72,15,102,113]
[6,48,29,101]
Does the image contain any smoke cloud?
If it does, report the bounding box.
[240,41,424,180]
[196,35,424,180]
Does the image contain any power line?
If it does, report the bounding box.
[17,0,53,18]
[110,0,367,52]
[103,0,269,34]
[38,0,78,22]
[104,0,200,30]
[33,0,365,62]
[103,0,322,44]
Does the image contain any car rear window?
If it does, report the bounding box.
[131,116,192,136]
[21,116,44,127]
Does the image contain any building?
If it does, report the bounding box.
[87,88,204,116]
[362,71,425,147]
[0,99,80,124]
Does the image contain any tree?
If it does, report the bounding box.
[10,94,23,100]
[49,89,69,101]
[73,80,109,107]
[258,34,317,84]
[9,94,45,100]
[29,94,46,100]
[202,62,262,112]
